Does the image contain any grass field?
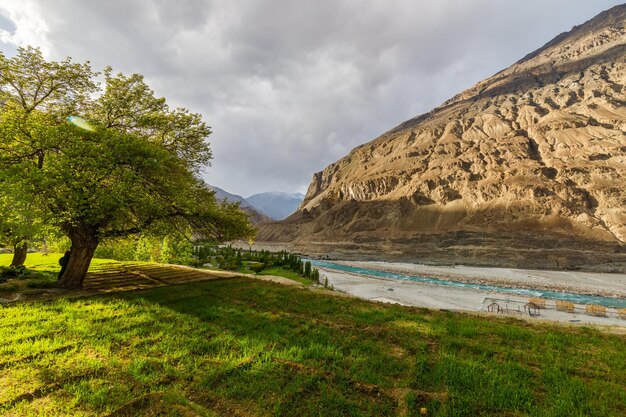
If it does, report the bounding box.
[0,253,152,295]
[200,261,316,286]
[1,255,625,416]
[257,266,314,286]
[0,252,125,271]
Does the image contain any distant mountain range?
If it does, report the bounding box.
[209,185,272,224]
[208,185,304,222]
[246,192,305,221]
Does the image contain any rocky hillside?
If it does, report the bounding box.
[258,5,626,271]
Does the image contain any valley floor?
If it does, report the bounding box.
[317,261,626,328]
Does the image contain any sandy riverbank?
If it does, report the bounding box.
[332,261,626,298]
[317,261,626,328]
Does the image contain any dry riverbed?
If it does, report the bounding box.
[317,261,626,328]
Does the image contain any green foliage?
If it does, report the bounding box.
[42,234,72,253]
[0,47,254,285]
[26,127,204,242]
[194,245,322,282]
[0,175,51,260]
[167,236,194,265]
[134,236,154,262]
[248,262,266,273]
[0,47,97,257]
[0,46,96,114]
[160,236,174,264]
[95,235,194,265]
[94,67,212,172]
[0,264,29,279]
[94,238,137,261]
[311,268,320,283]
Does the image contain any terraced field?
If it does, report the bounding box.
[82,263,239,292]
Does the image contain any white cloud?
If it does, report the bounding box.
[0,0,50,52]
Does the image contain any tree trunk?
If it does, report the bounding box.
[10,241,27,267]
[57,226,99,289]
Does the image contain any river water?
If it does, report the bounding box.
[310,260,626,309]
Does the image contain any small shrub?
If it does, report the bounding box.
[585,304,607,317]
[556,301,575,313]
[189,259,205,268]
[248,262,265,274]
[310,269,320,283]
[0,265,30,279]
[134,236,154,262]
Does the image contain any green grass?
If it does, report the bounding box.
[1,253,62,294]
[201,261,317,286]
[0,254,131,295]
[0,269,625,416]
[0,252,124,271]
[258,266,316,286]
[1,252,63,272]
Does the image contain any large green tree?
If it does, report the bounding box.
[1,47,254,288]
[0,47,95,263]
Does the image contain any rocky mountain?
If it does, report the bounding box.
[209,185,272,225]
[258,5,626,271]
[246,192,305,220]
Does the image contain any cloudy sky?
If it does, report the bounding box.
[0,1,623,197]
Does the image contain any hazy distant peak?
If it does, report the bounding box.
[246,191,304,220]
[207,184,272,224]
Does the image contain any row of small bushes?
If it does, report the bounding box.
[531,297,625,318]
[193,245,321,282]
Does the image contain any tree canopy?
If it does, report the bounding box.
[0,47,254,288]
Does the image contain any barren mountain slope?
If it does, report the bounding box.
[258,5,626,271]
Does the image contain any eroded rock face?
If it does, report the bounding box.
[259,5,626,270]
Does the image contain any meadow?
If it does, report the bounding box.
[0,254,625,416]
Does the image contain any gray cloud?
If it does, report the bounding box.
[0,7,17,55]
[1,0,623,196]
[0,11,16,33]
